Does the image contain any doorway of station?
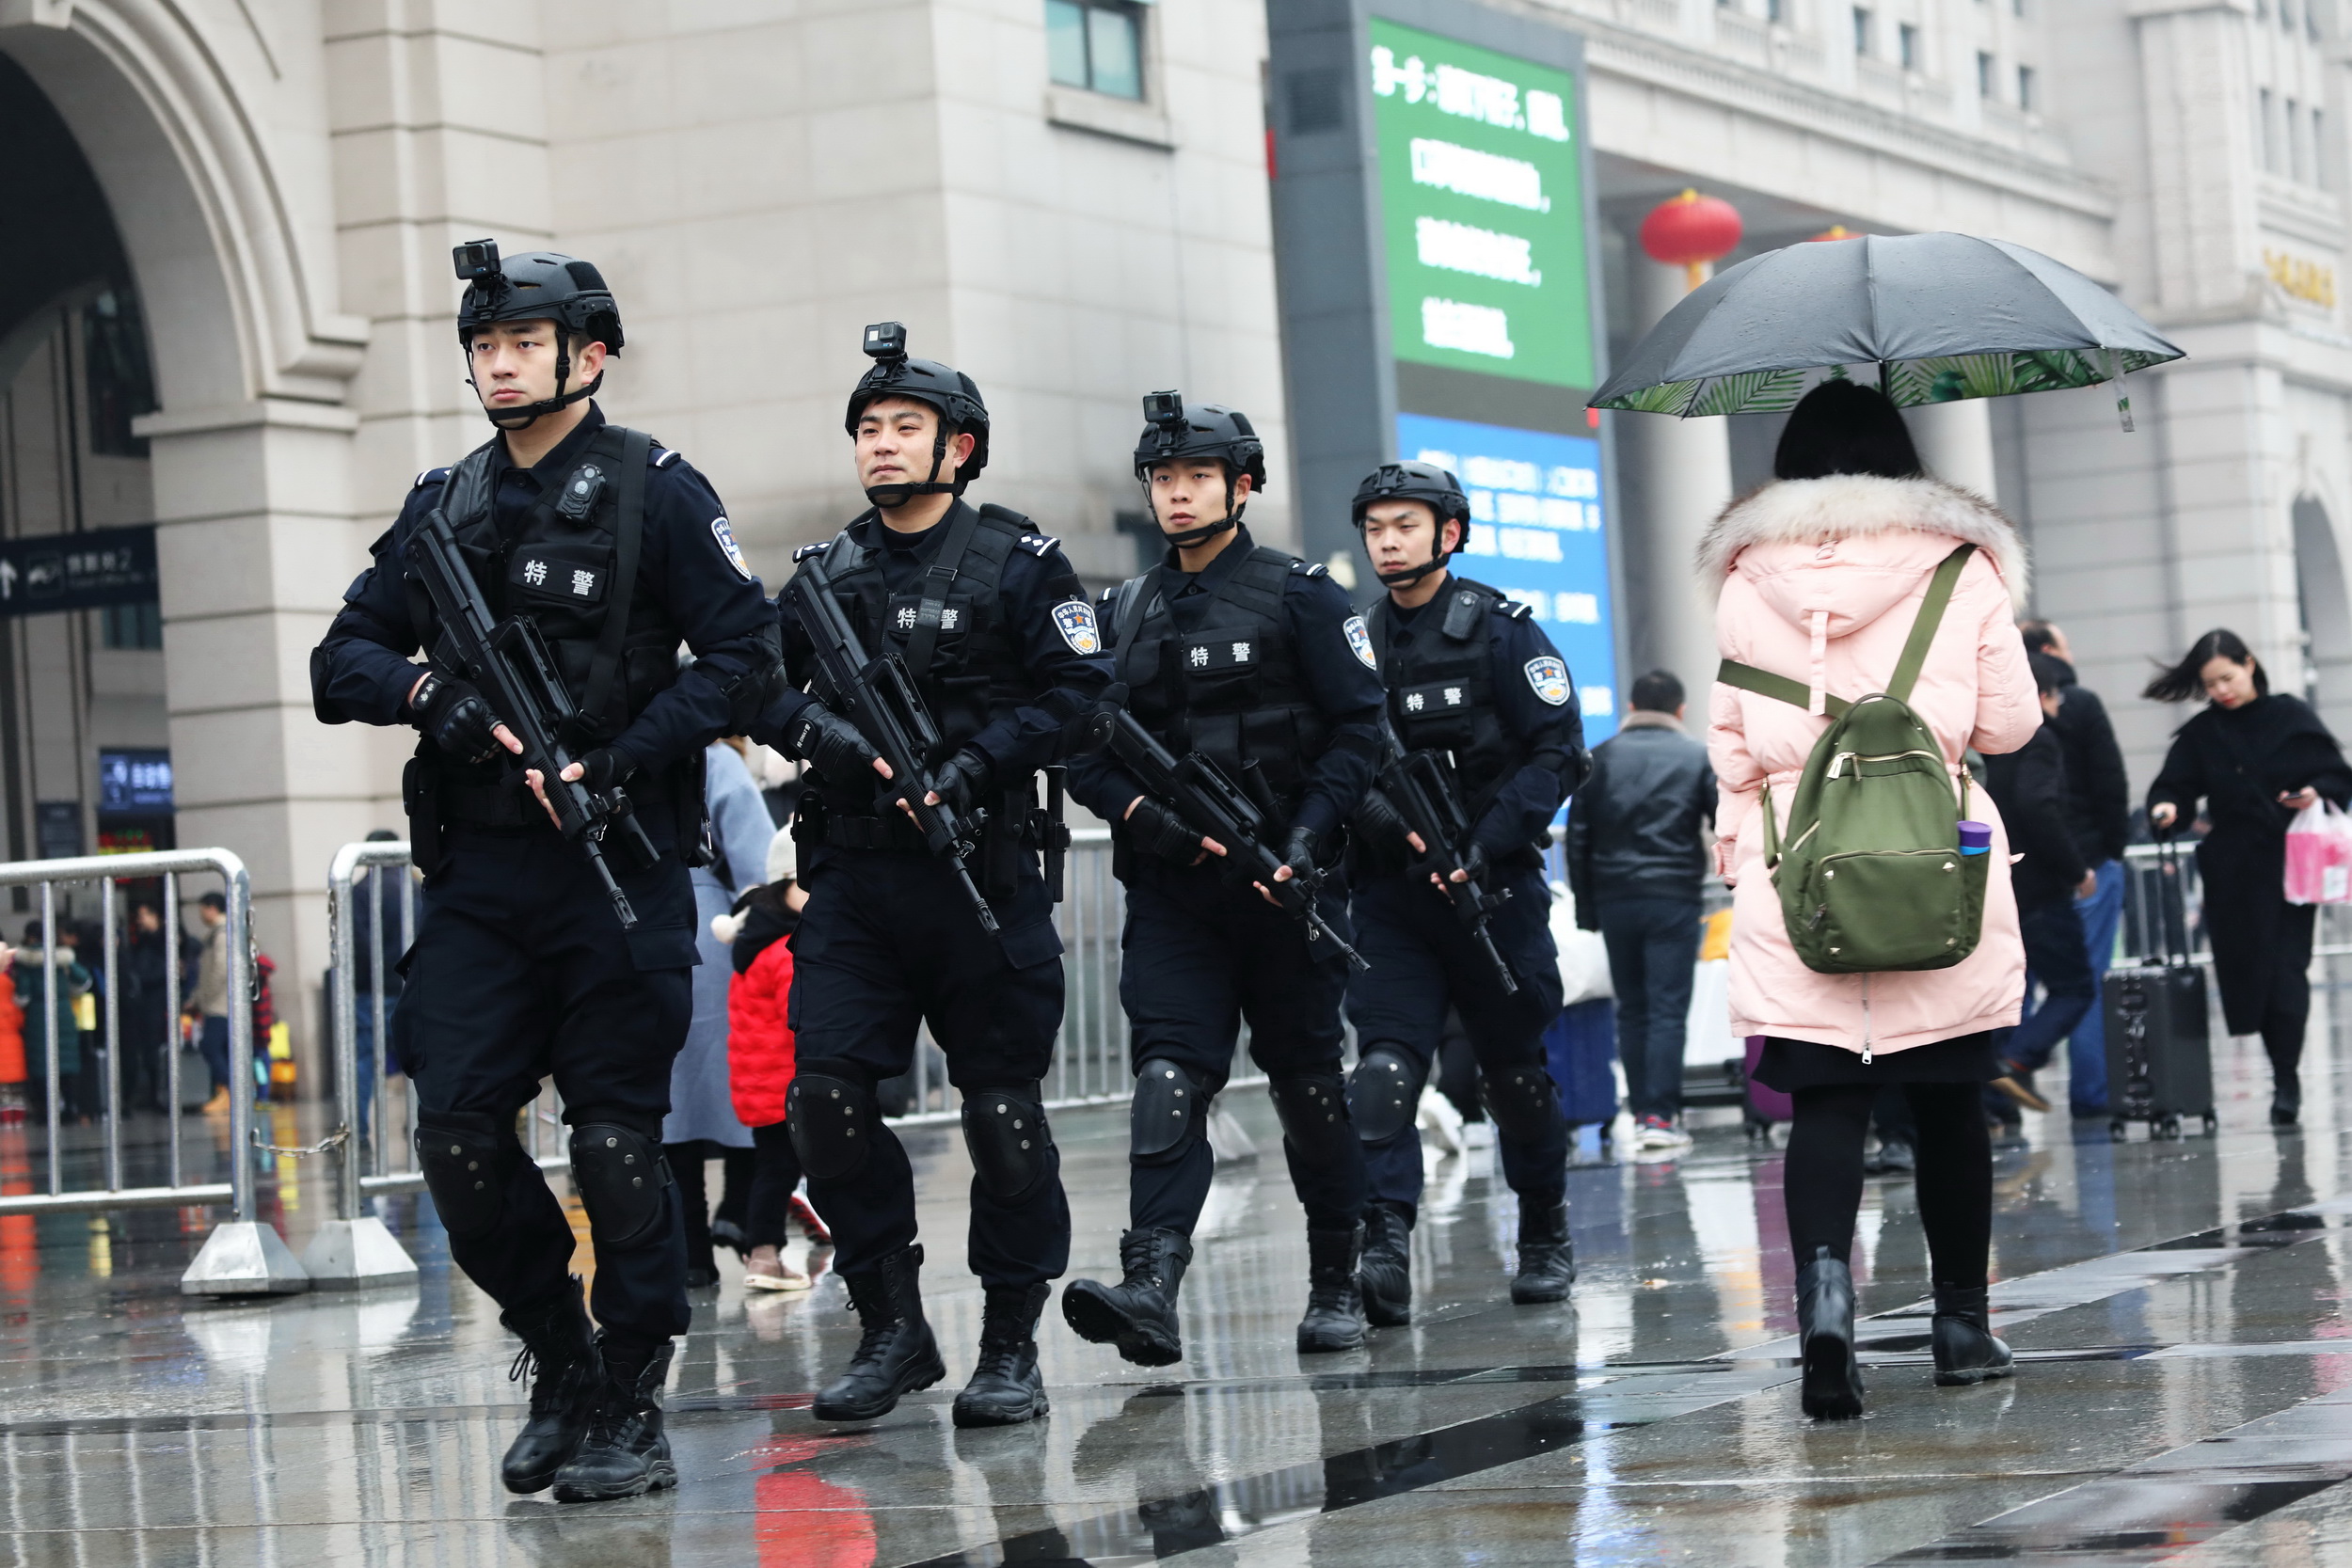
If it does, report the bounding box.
[0,51,168,907]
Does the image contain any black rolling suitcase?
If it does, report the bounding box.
[2103,838,2217,1138]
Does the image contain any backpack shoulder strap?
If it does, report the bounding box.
[1887,544,1977,704]
[1717,659,1852,721]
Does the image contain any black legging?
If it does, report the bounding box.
[1786,1083,1991,1288]
[743,1120,806,1250]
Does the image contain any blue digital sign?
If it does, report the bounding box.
[98,749,173,816]
[1394,411,1617,741]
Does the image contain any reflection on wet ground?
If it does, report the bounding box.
[18,1021,2352,1564]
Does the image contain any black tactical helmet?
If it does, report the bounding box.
[845,322,990,503]
[1132,392,1269,490]
[451,239,622,428]
[1354,459,1471,588]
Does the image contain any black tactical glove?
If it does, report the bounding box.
[1281,826,1322,881]
[410,672,501,765]
[1127,798,1206,863]
[572,746,635,796]
[784,706,880,782]
[928,749,992,818]
[1352,792,1412,870]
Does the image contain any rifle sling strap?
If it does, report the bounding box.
[581,427,651,735]
[901,504,983,680]
[1715,542,1975,721]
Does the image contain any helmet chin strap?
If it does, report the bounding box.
[474,332,601,431]
[863,421,964,509]
[1369,522,1457,589]
[1154,472,1245,550]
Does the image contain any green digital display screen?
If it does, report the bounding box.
[1367,18,1595,390]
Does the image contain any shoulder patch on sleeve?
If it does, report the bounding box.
[1017,532,1059,557]
[1289,558,1328,578]
[652,446,682,468]
[1052,599,1102,655]
[1524,656,1571,705]
[709,516,754,580]
[412,467,449,489]
[1343,614,1378,670]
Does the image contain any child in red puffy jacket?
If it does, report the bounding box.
[719,829,825,1291]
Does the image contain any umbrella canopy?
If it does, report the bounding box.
[1590,232,2184,417]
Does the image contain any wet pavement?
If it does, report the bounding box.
[13,1023,2352,1564]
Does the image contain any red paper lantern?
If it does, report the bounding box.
[1640,189,1743,291]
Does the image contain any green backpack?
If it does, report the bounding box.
[1717,544,1987,975]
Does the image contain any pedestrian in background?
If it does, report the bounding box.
[1981,659,2098,1125]
[14,926,91,1122]
[2018,621,2130,1115]
[2145,629,2352,1126]
[122,903,172,1115]
[719,827,816,1291]
[184,891,231,1112]
[1565,668,1713,1150]
[1706,379,2038,1418]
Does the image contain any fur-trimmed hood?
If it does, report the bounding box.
[1697,474,2027,601]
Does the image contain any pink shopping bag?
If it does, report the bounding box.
[2284,799,2352,905]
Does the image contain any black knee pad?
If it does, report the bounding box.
[1481,1062,1563,1146]
[567,1122,674,1251]
[1131,1058,1205,1168]
[787,1067,876,1180]
[961,1082,1056,1202]
[415,1114,518,1242]
[1269,1071,1355,1165]
[1347,1046,1426,1144]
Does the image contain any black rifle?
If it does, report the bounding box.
[1107,710,1368,971]
[403,509,659,929]
[787,551,998,936]
[1375,734,1518,994]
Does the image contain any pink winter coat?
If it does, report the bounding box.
[1702,474,2042,1056]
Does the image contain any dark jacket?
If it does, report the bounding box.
[2036,654,2131,865]
[1983,724,2088,909]
[1565,712,1713,923]
[2148,692,2352,1032]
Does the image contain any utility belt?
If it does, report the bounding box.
[403,744,700,875]
[800,774,1066,901]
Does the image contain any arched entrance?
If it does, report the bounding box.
[2293,494,2352,736]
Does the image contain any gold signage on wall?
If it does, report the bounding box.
[2265,247,2337,308]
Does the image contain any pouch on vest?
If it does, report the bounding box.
[1716,544,1987,975]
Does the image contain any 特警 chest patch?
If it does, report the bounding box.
[1344,615,1378,670]
[710,515,754,580]
[1053,599,1102,655]
[1524,656,1570,705]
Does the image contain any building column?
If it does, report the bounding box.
[1907,398,1999,502]
[1625,255,1735,699]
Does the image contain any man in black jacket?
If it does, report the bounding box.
[1564,670,1712,1150]
[1982,662,2101,1115]
[2019,623,2131,1116]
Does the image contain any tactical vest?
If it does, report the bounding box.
[806,502,1041,804]
[417,423,682,750]
[1112,545,1334,815]
[1372,576,1523,814]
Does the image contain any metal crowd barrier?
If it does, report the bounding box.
[0,848,306,1293]
[2119,840,2352,967]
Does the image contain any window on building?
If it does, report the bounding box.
[1768,0,1787,22]
[2017,64,2036,110]
[1899,23,1921,68]
[2281,0,2296,29]
[2263,87,2280,171]
[1978,51,1996,97]
[2011,0,2025,16]
[100,603,161,651]
[1853,7,1873,54]
[1045,0,1143,101]
[2317,109,2330,188]
[2291,97,2308,180]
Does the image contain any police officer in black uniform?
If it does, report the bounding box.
[1060,395,1388,1364]
[310,244,778,1503]
[1344,460,1586,1324]
[754,326,1108,1430]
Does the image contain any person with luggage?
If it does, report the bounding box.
[1980,660,2100,1126]
[2145,629,2352,1126]
[1706,379,2040,1420]
[1565,668,1712,1151]
[2017,622,2131,1116]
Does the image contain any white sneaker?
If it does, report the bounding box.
[1636,1116,1692,1150]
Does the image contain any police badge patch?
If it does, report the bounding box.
[1343,615,1378,670]
[710,516,754,580]
[1053,599,1102,655]
[1524,656,1571,705]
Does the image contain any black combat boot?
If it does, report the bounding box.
[551,1336,676,1503]
[1357,1202,1414,1327]
[816,1243,946,1422]
[954,1282,1053,1428]
[1511,1199,1577,1304]
[1296,1225,1368,1353]
[1796,1245,1865,1419]
[498,1276,601,1495]
[1062,1227,1191,1367]
[1930,1283,2014,1386]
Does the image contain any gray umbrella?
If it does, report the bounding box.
[1590,232,2184,422]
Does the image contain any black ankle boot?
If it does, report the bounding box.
[1512,1199,1577,1304]
[1796,1246,1865,1419]
[498,1277,601,1495]
[954,1283,1052,1428]
[1358,1203,1414,1328]
[1063,1227,1191,1367]
[2273,1073,2303,1127]
[1296,1225,1368,1353]
[1931,1284,2014,1386]
[551,1336,676,1503]
[815,1243,946,1422]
